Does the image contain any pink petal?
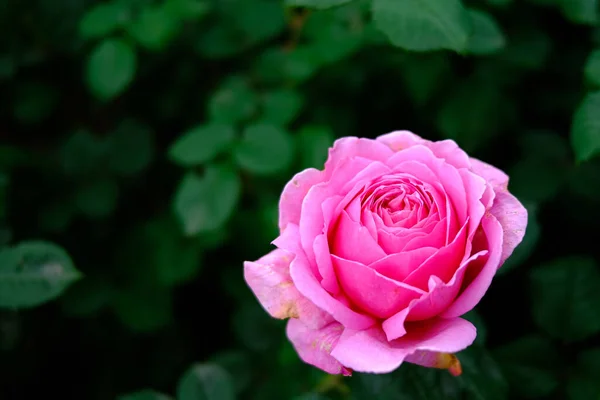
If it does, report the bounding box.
[469,157,509,190]
[286,319,350,375]
[275,224,376,330]
[279,168,324,232]
[332,255,425,319]
[459,169,487,242]
[376,130,425,152]
[331,211,387,265]
[324,137,394,179]
[490,190,528,265]
[369,247,438,282]
[400,217,448,251]
[314,234,339,295]
[330,317,476,373]
[244,249,332,329]
[404,351,463,376]
[442,214,503,318]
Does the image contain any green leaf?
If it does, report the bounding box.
[173,165,241,235]
[163,0,210,19]
[207,77,259,124]
[117,389,173,400]
[493,335,560,399]
[530,256,600,342]
[79,2,131,39]
[584,49,600,87]
[456,345,509,400]
[60,277,115,317]
[400,53,452,106]
[168,123,235,166]
[571,91,600,162]
[284,0,352,9]
[372,0,471,52]
[74,179,119,218]
[498,28,552,70]
[177,363,236,400]
[209,350,253,394]
[112,286,172,332]
[127,5,178,51]
[567,348,600,400]
[0,241,82,309]
[296,125,334,169]
[86,38,136,101]
[560,0,599,25]
[107,119,155,176]
[261,90,304,126]
[234,123,294,175]
[60,130,108,178]
[466,9,506,55]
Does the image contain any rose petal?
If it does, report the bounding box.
[324,137,394,179]
[459,169,487,242]
[332,255,425,319]
[469,157,509,189]
[314,234,339,295]
[275,224,376,330]
[489,190,528,265]
[279,168,324,232]
[330,317,476,373]
[244,248,333,329]
[287,319,350,375]
[331,210,387,265]
[369,247,438,282]
[441,214,503,318]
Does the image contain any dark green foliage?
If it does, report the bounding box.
[1,0,600,399]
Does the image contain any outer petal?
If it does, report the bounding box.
[244,248,332,329]
[287,319,350,375]
[330,317,476,373]
[441,213,503,318]
[324,137,394,179]
[469,157,509,190]
[489,190,528,265]
[279,168,324,232]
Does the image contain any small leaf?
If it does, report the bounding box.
[560,0,599,25]
[571,91,600,162]
[117,389,173,400]
[60,130,108,177]
[234,123,294,175]
[112,286,172,332]
[107,119,155,176]
[284,0,352,9]
[261,90,304,126]
[173,165,241,235]
[0,241,82,309]
[168,123,235,166]
[372,0,471,52]
[584,49,600,87]
[466,9,506,55]
[209,350,253,394]
[86,38,136,101]
[74,179,119,218]
[61,277,114,317]
[177,363,236,400]
[163,0,210,19]
[207,77,259,124]
[530,256,600,342]
[296,125,334,169]
[79,2,131,39]
[493,335,561,399]
[127,6,177,51]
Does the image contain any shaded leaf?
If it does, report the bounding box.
[466,9,506,55]
[234,123,294,175]
[169,123,235,166]
[571,91,600,162]
[177,363,236,400]
[585,49,600,87]
[86,38,136,101]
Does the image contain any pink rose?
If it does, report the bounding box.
[244,131,527,376]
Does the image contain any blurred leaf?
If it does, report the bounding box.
[493,335,560,398]
[74,178,119,218]
[253,48,320,85]
[107,119,155,176]
[117,389,173,400]
[498,202,540,274]
[499,28,551,69]
[261,90,304,126]
[559,0,599,25]
[61,277,115,317]
[487,0,513,6]
[208,77,259,124]
[284,0,351,9]
[530,256,600,342]
[163,0,210,19]
[457,345,509,400]
[168,123,235,167]
[372,0,471,52]
[86,38,136,101]
[401,53,452,106]
[127,5,177,51]
[113,286,172,332]
[567,347,600,400]
[13,82,59,124]
[292,394,331,400]
[177,363,236,400]
[60,130,108,178]
[571,91,600,162]
[79,1,131,39]
[466,9,506,55]
[232,302,281,352]
[234,123,294,175]
[210,350,253,394]
[0,241,81,309]
[584,49,600,87]
[297,125,334,169]
[173,165,241,235]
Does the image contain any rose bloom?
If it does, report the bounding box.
[244,131,527,375]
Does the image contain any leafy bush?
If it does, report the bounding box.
[1,0,600,398]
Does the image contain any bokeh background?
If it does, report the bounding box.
[1,0,600,398]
